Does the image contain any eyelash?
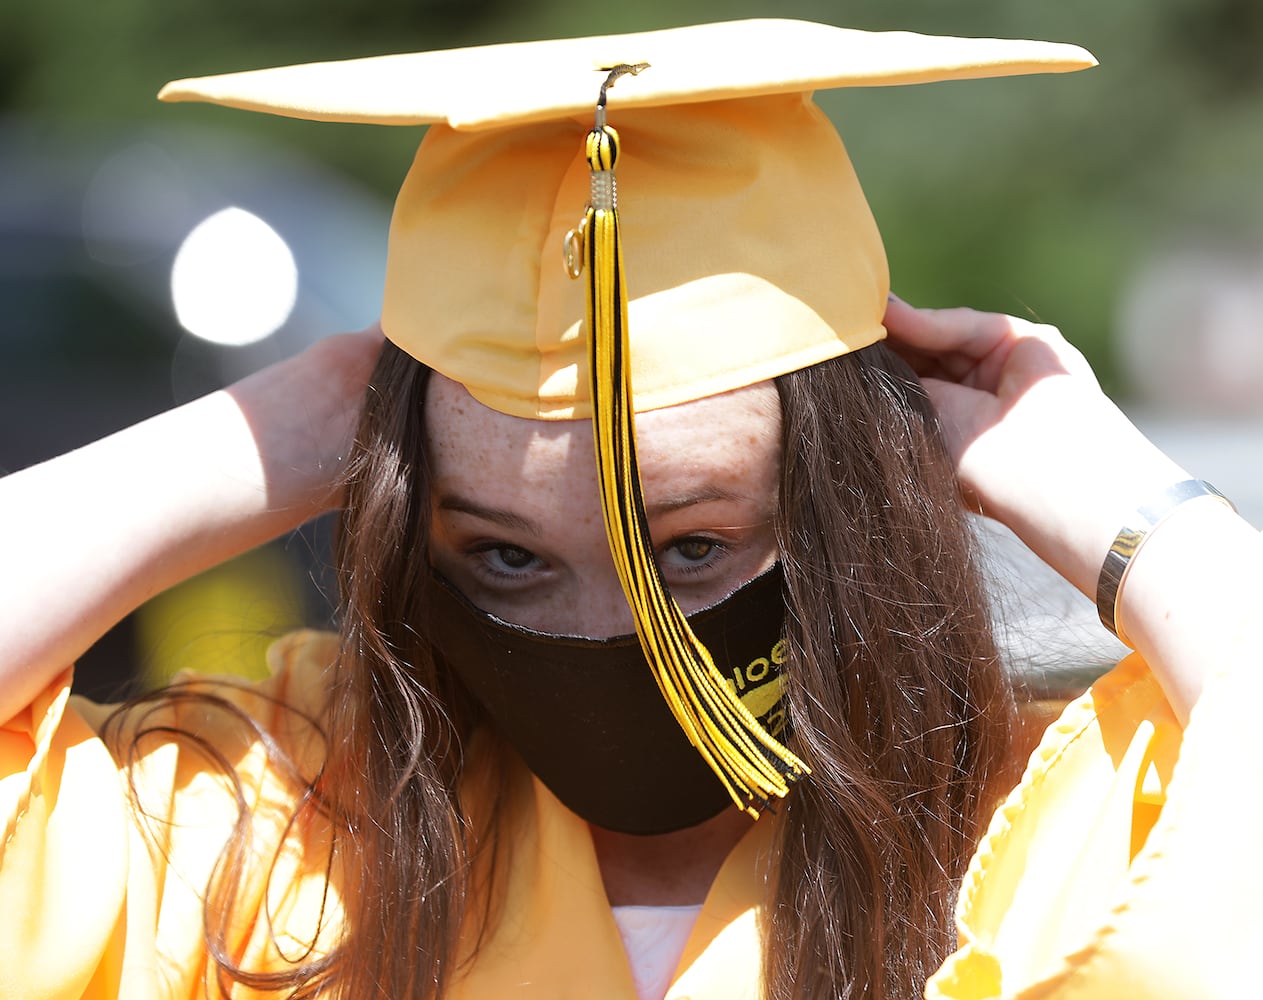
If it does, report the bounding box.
[660,535,728,577]
[468,542,542,581]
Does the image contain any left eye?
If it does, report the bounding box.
[672,538,714,562]
[492,545,537,569]
[658,536,728,581]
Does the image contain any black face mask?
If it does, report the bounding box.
[424,564,788,836]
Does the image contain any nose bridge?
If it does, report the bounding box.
[567,559,637,639]
[518,421,637,639]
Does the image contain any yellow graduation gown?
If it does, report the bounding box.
[1,631,1257,998]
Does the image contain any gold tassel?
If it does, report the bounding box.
[572,65,809,817]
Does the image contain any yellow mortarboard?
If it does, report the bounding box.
[160,19,1096,816]
[160,19,1095,420]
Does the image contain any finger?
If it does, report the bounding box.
[886,296,1097,396]
[884,338,938,378]
[988,328,1099,398]
[885,327,993,383]
[917,376,1000,458]
[888,337,1001,385]
[883,295,1008,356]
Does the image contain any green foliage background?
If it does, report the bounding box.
[4,0,1263,393]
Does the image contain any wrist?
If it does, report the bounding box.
[1113,498,1259,719]
[227,330,380,517]
[1096,481,1236,645]
[983,430,1188,600]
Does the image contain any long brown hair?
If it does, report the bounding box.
[115,339,1013,998]
[326,339,1012,999]
[766,346,1013,998]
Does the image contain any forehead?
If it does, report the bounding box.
[424,373,782,502]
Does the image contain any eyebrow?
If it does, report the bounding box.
[438,486,749,533]
[436,494,542,536]
[644,486,749,518]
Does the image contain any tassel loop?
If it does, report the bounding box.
[595,62,650,127]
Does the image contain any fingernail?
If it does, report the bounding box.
[888,291,905,304]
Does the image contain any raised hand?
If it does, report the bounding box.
[0,326,383,723]
[884,295,1259,718]
[884,295,1184,596]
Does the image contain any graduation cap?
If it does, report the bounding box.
[160,19,1095,816]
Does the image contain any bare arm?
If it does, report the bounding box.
[884,296,1262,722]
[0,329,381,723]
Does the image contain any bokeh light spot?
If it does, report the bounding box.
[170,207,297,346]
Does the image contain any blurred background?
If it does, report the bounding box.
[2,0,1261,700]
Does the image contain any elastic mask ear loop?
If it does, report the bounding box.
[568,62,809,818]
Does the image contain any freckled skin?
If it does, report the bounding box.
[425,374,782,904]
[426,373,782,636]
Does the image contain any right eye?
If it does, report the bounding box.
[471,543,543,579]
